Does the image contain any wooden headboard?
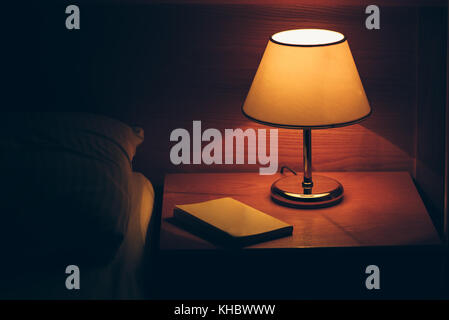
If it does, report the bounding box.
[38,0,447,232]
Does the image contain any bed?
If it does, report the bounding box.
[0,112,155,299]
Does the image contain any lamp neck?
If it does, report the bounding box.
[302,129,313,188]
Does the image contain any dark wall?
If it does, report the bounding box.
[416,7,447,236]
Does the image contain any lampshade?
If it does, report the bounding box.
[242,29,371,129]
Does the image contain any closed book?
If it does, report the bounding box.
[173,197,293,247]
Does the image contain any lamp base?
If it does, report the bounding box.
[271,174,344,208]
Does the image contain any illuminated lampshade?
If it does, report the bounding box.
[242,29,372,208]
[243,29,371,128]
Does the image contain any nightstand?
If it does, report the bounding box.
[152,172,443,299]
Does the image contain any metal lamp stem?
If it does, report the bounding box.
[303,129,313,188]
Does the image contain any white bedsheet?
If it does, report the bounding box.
[81,172,155,299]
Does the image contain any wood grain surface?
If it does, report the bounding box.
[160,172,441,250]
[128,3,422,183]
[39,2,431,183]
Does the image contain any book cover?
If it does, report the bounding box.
[173,197,293,247]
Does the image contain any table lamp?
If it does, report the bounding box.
[242,29,371,208]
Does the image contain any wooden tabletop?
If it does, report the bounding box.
[159,172,441,250]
